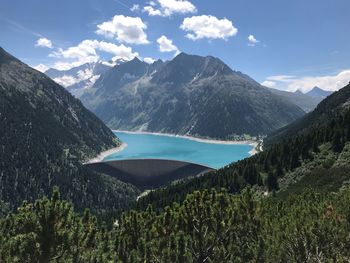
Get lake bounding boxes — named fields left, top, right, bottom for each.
left=103, top=132, right=254, bottom=169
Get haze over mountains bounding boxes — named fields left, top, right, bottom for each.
left=268, top=86, right=332, bottom=112
left=80, top=53, right=305, bottom=138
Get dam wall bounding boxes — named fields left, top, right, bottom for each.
left=84, top=159, right=215, bottom=189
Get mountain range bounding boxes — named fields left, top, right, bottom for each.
left=137, top=81, right=350, bottom=209
left=1, top=48, right=350, bottom=262
left=268, top=87, right=332, bottom=112
left=0, top=47, right=139, bottom=212
left=81, top=53, right=305, bottom=139
left=306, top=86, right=333, bottom=99
left=45, top=61, right=112, bottom=97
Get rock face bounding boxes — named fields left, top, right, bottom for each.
left=45, top=61, right=113, bottom=97
left=81, top=53, right=305, bottom=139
left=0, top=47, right=139, bottom=212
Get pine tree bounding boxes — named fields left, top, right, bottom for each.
left=332, top=130, right=343, bottom=153
left=266, top=171, right=278, bottom=191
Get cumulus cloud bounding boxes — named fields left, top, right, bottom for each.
left=180, top=15, right=237, bottom=40
left=156, top=35, right=179, bottom=54
left=248, top=34, right=259, bottom=46
left=49, top=39, right=138, bottom=70
left=261, top=80, right=276, bottom=88
left=96, top=15, right=149, bottom=45
left=261, top=70, right=350, bottom=92
left=144, top=57, right=156, bottom=64
left=143, top=0, right=196, bottom=17
left=35, top=38, right=53, bottom=48
left=33, top=63, right=49, bottom=72
left=52, top=68, right=100, bottom=88
left=53, top=75, right=78, bottom=87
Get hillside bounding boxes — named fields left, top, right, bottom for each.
left=136, top=82, right=350, bottom=210
left=81, top=53, right=305, bottom=139
left=2, top=185, right=350, bottom=262
left=268, top=88, right=322, bottom=112
left=265, top=82, right=350, bottom=146
left=0, top=47, right=139, bottom=212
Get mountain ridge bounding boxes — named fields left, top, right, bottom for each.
left=81, top=52, right=305, bottom=139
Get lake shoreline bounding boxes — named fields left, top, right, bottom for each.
left=113, top=130, right=259, bottom=156
left=84, top=142, right=127, bottom=164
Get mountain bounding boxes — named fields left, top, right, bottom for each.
left=81, top=53, right=305, bottom=139
left=45, top=61, right=113, bottom=97
left=306, top=86, right=333, bottom=99
left=1, top=70, right=349, bottom=263
left=0, top=47, right=139, bottom=212
left=268, top=88, right=321, bottom=112
left=265, top=82, right=350, bottom=146
left=136, top=82, right=350, bottom=210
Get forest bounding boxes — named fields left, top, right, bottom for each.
left=136, top=104, right=350, bottom=211
left=1, top=186, right=350, bottom=262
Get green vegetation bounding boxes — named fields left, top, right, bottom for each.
left=1, top=48, right=350, bottom=261
left=0, top=47, right=140, bottom=213
left=2, top=187, right=350, bottom=262
left=136, top=88, right=350, bottom=211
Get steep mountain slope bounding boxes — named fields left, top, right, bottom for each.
left=82, top=53, right=305, bottom=138
left=265, top=82, right=350, bottom=146
left=306, top=86, right=333, bottom=100
left=0, top=47, right=139, bottom=212
left=45, top=62, right=112, bottom=97
left=136, top=82, right=350, bottom=210
left=268, top=88, right=321, bottom=112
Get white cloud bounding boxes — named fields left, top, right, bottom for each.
left=33, top=63, right=49, bottom=72
left=53, top=75, right=78, bottom=87
left=248, top=34, right=259, bottom=46
left=35, top=38, right=53, bottom=48
left=130, top=4, right=140, bottom=12
left=144, top=57, right=156, bottom=64
left=49, top=39, right=138, bottom=70
left=52, top=68, right=98, bottom=88
left=143, top=0, right=196, bottom=17
left=156, top=35, right=179, bottom=54
left=144, top=5, right=163, bottom=16
left=261, top=80, right=276, bottom=88
left=262, top=70, right=350, bottom=92
left=180, top=15, right=237, bottom=40
left=96, top=15, right=149, bottom=45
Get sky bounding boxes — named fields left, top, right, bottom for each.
left=1, top=0, right=349, bottom=92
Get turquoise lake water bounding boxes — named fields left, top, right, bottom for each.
left=103, top=132, right=253, bottom=169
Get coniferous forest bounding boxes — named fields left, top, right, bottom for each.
left=1, top=10, right=350, bottom=260
left=2, top=187, right=350, bottom=262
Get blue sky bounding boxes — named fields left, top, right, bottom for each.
left=1, top=0, right=349, bottom=92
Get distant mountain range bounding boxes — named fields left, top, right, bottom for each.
left=80, top=53, right=305, bottom=139
left=45, top=59, right=126, bottom=97
left=265, top=82, right=350, bottom=146
left=0, top=47, right=139, bottom=212
left=268, top=87, right=333, bottom=112
left=306, top=86, right=333, bottom=99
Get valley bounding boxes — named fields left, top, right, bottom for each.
left=0, top=0, right=349, bottom=258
